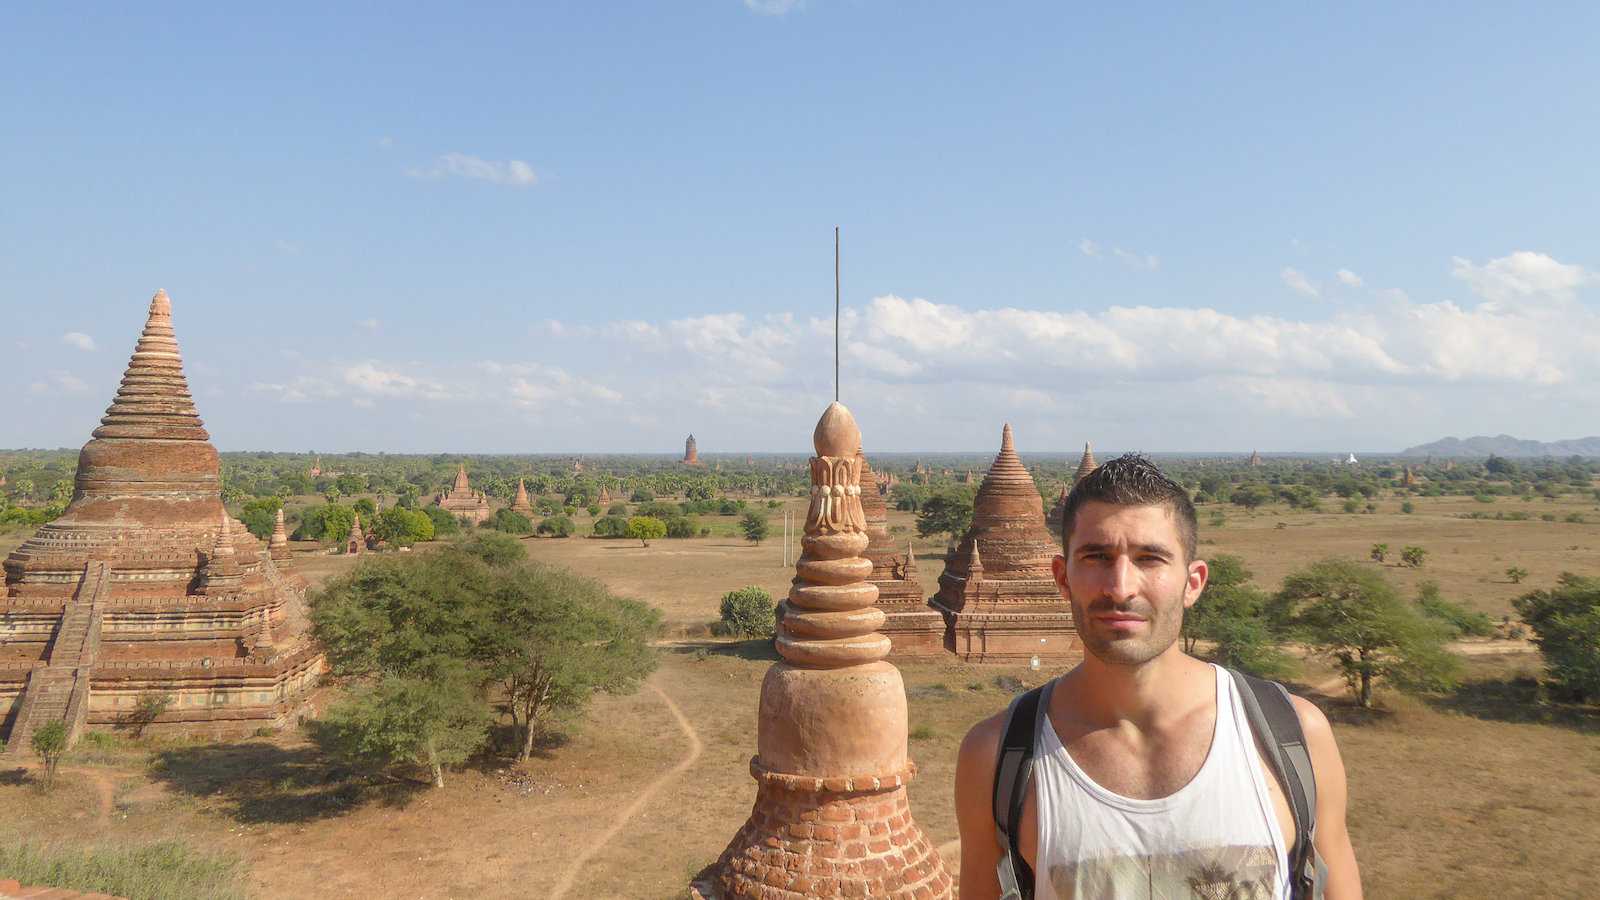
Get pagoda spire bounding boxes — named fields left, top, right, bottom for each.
left=269, top=508, right=292, bottom=562
left=93, top=290, right=209, bottom=442
left=1074, top=441, right=1098, bottom=483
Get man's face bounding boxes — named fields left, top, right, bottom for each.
left=1052, top=500, right=1208, bottom=667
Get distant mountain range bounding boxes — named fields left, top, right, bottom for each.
left=1401, top=435, right=1600, bottom=458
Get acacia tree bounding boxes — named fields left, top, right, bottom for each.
left=626, top=515, right=667, bottom=547
left=916, top=488, right=975, bottom=538
left=1182, top=554, right=1293, bottom=678
left=475, top=566, right=659, bottom=761
left=1278, top=557, right=1459, bottom=707
left=739, top=510, right=769, bottom=544
left=312, top=550, right=497, bottom=787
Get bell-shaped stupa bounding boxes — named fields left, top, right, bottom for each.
left=931, top=424, right=1079, bottom=662
left=2, top=291, right=323, bottom=755
left=510, top=478, right=534, bottom=516
left=693, top=403, right=952, bottom=899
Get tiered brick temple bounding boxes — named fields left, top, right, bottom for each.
left=434, top=464, right=492, bottom=525
left=693, top=403, right=951, bottom=899
left=1248, top=449, right=1263, bottom=467
left=858, top=451, right=942, bottom=657
left=510, top=478, right=535, bottom=517
left=1, top=291, right=323, bottom=754
left=931, top=424, right=1080, bottom=663
left=683, top=433, right=701, bottom=466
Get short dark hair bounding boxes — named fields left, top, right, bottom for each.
left=1061, top=453, right=1197, bottom=560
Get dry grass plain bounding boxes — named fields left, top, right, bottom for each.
left=2, top=493, right=1599, bottom=898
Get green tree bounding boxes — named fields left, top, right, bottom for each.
left=456, top=531, right=527, bottom=567
left=664, top=516, right=696, bottom=538
left=1513, top=573, right=1600, bottom=702
left=319, top=667, right=490, bottom=788
left=422, top=506, right=459, bottom=537
left=739, top=510, right=770, bottom=544
left=916, top=488, right=975, bottom=538
left=371, top=507, right=435, bottom=547
left=491, top=508, right=534, bottom=535
left=31, top=720, right=68, bottom=788
left=536, top=515, right=576, bottom=537
left=1401, top=545, right=1428, bottom=568
left=1505, top=566, right=1529, bottom=584
left=1231, top=484, right=1274, bottom=511
left=592, top=515, right=629, bottom=538
left=1370, top=543, right=1388, bottom=563
left=1182, top=555, right=1293, bottom=678
left=238, top=497, right=284, bottom=541
left=720, top=586, right=777, bottom=638
left=625, top=515, right=667, bottom=547
left=1278, top=558, right=1459, bottom=707
left=476, top=566, right=659, bottom=761
left=335, top=473, right=367, bottom=496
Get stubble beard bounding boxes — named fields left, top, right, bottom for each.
left=1071, top=583, right=1187, bottom=667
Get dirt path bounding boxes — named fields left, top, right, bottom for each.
left=548, top=679, right=705, bottom=900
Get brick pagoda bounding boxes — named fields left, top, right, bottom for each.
left=510, top=478, right=535, bottom=517
left=931, top=424, right=1080, bottom=663
left=434, top=464, right=492, bottom=525
left=1, top=290, right=323, bottom=753
left=693, top=402, right=951, bottom=899
left=858, top=451, right=942, bottom=657
left=683, top=434, right=701, bottom=466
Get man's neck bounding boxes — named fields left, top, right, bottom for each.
left=1056, top=649, right=1211, bottom=731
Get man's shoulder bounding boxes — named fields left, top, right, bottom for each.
left=1284, top=690, right=1336, bottom=748
left=956, top=708, right=1009, bottom=773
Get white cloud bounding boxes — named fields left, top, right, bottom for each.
left=408, top=152, right=539, bottom=188
left=32, top=371, right=91, bottom=394
left=1336, top=269, right=1364, bottom=288
left=61, top=332, right=95, bottom=351
left=1280, top=267, right=1319, bottom=298
left=357, top=318, right=380, bottom=331
left=377, top=136, right=395, bottom=149
left=1078, top=239, right=1101, bottom=258
left=744, top=0, right=804, bottom=14
left=342, top=362, right=453, bottom=400
left=1451, top=251, right=1592, bottom=307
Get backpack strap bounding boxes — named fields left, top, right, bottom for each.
left=991, top=681, right=1052, bottom=900
left=1228, top=668, right=1324, bottom=900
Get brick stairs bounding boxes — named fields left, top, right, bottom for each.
left=4, top=562, right=108, bottom=758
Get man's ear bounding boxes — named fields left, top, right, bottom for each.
left=1051, top=554, right=1070, bottom=596
left=1183, top=558, right=1208, bottom=609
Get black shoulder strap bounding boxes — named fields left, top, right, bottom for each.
left=992, top=682, right=1050, bottom=900
left=1229, top=668, right=1323, bottom=900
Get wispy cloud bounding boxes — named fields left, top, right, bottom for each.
left=744, top=0, right=804, bottom=15
left=1336, top=269, right=1364, bottom=288
left=407, top=152, right=539, bottom=188
left=1081, top=238, right=1158, bottom=271
left=1280, top=267, right=1320, bottom=298
left=61, top=332, right=95, bottom=351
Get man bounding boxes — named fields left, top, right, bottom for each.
left=954, top=454, right=1361, bottom=899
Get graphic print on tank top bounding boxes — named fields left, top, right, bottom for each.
left=1032, top=664, right=1289, bottom=900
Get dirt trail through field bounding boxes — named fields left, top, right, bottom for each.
left=549, top=678, right=704, bottom=900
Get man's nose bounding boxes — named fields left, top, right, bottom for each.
left=1102, top=555, right=1138, bottom=603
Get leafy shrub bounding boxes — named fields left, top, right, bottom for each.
left=1400, top=545, right=1428, bottom=568
left=606, top=503, right=629, bottom=517
left=1400, top=501, right=1415, bottom=514
left=536, top=515, right=575, bottom=537
left=454, top=531, right=526, bottom=567
left=1414, top=581, right=1494, bottom=638
left=1514, top=573, right=1600, bottom=702
left=665, top=516, right=696, bottom=538
left=592, top=515, right=629, bottom=538
left=720, top=586, right=777, bottom=638
left=490, top=508, right=534, bottom=535
left=422, top=506, right=460, bottom=537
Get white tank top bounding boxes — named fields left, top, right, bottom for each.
left=1032, top=663, right=1289, bottom=899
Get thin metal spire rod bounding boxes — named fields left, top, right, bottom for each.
left=834, top=225, right=840, bottom=403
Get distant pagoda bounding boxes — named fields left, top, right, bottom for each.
left=931, top=424, right=1079, bottom=663
left=1074, top=441, right=1098, bottom=483
left=683, top=434, right=702, bottom=466
left=1, top=290, right=322, bottom=753
left=434, top=464, right=492, bottom=525
left=1248, top=449, right=1263, bottom=467
left=858, top=451, right=941, bottom=656
left=510, top=478, right=535, bottom=516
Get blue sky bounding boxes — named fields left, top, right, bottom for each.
left=5, top=3, right=1598, bottom=453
